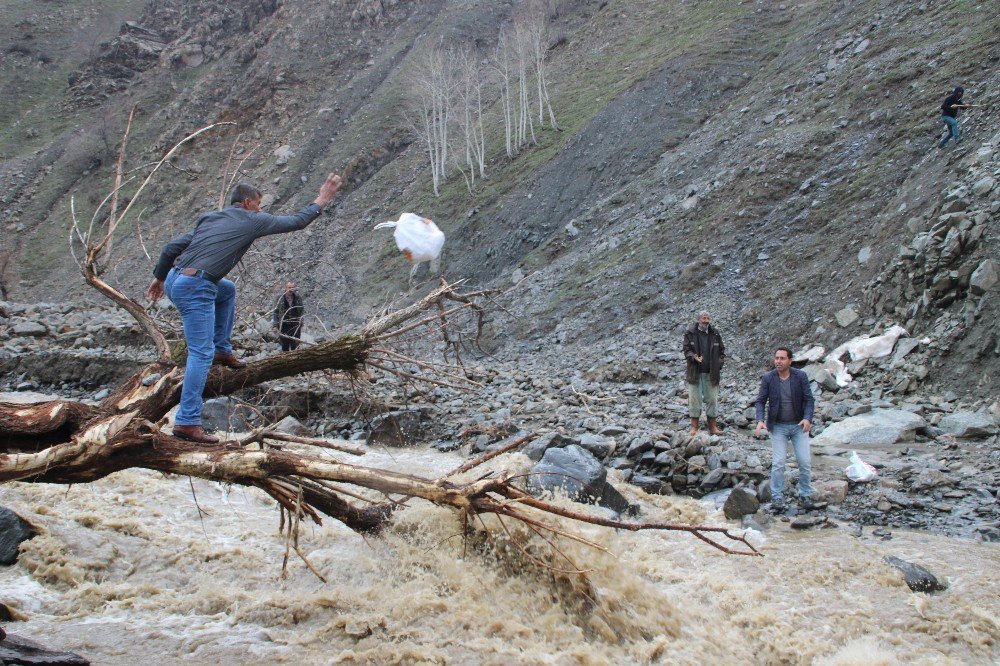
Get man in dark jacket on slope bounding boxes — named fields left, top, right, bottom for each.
left=754, top=347, right=815, bottom=512
left=939, top=85, right=971, bottom=148
left=683, top=311, right=725, bottom=435
left=146, top=174, right=343, bottom=443
left=272, top=281, right=305, bottom=352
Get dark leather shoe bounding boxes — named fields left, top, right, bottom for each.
left=173, top=425, right=220, bottom=444
left=213, top=352, right=247, bottom=369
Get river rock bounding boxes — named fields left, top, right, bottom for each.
left=937, top=412, right=997, bottom=438
left=578, top=433, right=616, bottom=459
left=0, top=633, right=90, bottom=665
left=523, top=432, right=577, bottom=461
left=723, top=486, right=760, bottom=519
left=12, top=321, right=47, bottom=337
left=367, top=409, right=422, bottom=447
left=274, top=415, right=309, bottom=436
left=790, top=515, right=828, bottom=529
left=883, top=556, right=946, bottom=592
left=813, top=409, right=926, bottom=447
left=812, top=479, right=848, bottom=504
left=527, top=445, right=629, bottom=513
left=200, top=397, right=258, bottom=433
left=0, top=507, right=36, bottom=565
left=630, top=474, right=671, bottom=495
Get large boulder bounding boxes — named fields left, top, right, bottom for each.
left=883, top=556, right=946, bottom=592
left=366, top=410, right=422, bottom=447
left=723, top=487, right=759, bottom=519
left=527, top=445, right=629, bottom=514
left=12, top=321, right=48, bottom=337
left=813, top=409, right=926, bottom=448
left=970, top=259, right=997, bottom=295
left=0, top=633, right=90, bottom=665
left=0, top=507, right=36, bottom=566
left=938, top=412, right=998, bottom=438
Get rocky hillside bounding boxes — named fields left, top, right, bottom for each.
left=0, top=0, right=998, bottom=396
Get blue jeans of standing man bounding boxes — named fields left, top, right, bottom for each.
left=769, top=422, right=812, bottom=502
left=164, top=268, right=237, bottom=426
left=939, top=116, right=961, bottom=147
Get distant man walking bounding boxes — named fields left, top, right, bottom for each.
left=939, top=85, right=971, bottom=148
left=754, top=347, right=815, bottom=512
left=146, top=174, right=343, bottom=443
left=273, top=281, right=305, bottom=352
left=683, top=311, right=725, bottom=435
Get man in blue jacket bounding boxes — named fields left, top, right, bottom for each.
left=754, top=347, right=815, bottom=512
left=146, top=173, right=343, bottom=443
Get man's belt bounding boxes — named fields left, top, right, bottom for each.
left=178, top=267, right=220, bottom=284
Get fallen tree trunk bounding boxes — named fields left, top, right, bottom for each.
left=0, top=120, right=760, bottom=570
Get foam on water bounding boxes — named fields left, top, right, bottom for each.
left=0, top=446, right=997, bottom=664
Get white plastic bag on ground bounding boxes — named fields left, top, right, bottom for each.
left=374, top=213, right=445, bottom=263
left=844, top=450, right=878, bottom=482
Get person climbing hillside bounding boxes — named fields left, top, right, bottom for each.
left=939, top=85, right=972, bottom=148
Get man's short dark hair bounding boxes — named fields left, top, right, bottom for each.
left=230, top=183, right=262, bottom=205
left=775, top=347, right=793, bottom=359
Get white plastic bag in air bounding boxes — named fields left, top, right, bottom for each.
left=844, top=450, right=878, bottom=482
left=374, top=213, right=445, bottom=263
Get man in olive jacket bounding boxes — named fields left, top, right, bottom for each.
left=683, top=311, right=725, bottom=435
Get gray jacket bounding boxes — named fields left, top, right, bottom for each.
left=153, top=203, right=321, bottom=281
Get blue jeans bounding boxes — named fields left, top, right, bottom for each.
left=939, top=116, right=961, bottom=147
left=164, top=269, right=237, bottom=426
left=769, top=423, right=812, bottom=502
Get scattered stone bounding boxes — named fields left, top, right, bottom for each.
left=630, top=474, right=671, bottom=495
left=971, top=175, right=995, bottom=197
left=274, top=415, right=309, bottom=436
left=938, top=412, right=997, bottom=438
left=883, top=556, right=946, bottom=592
left=790, top=515, right=828, bottom=529
left=578, top=433, right=616, bottom=459
left=200, top=397, right=259, bottom=433
left=0, top=506, right=36, bottom=566
left=140, top=372, right=162, bottom=387
left=723, top=486, right=760, bottom=519
left=812, top=479, right=849, bottom=504
left=523, top=432, right=577, bottom=462
left=835, top=307, right=860, bottom=328
left=273, top=144, right=295, bottom=165
left=366, top=410, right=422, bottom=447
left=857, top=246, right=872, bottom=264
left=12, top=321, right=47, bottom=337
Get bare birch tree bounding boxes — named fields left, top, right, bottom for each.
left=455, top=48, right=487, bottom=188
left=492, top=30, right=516, bottom=159
left=409, top=46, right=453, bottom=195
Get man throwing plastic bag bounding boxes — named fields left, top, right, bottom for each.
left=146, top=174, right=343, bottom=443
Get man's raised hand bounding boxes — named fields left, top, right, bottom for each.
left=315, top=173, right=343, bottom=208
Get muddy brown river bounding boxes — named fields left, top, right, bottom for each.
left=1, top=446, right=997, bottom=664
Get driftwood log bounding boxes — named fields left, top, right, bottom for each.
left=0, top=118, right=760, bottom=573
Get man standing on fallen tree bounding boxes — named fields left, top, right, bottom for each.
left=146, top=174, right=343, bottom=443
left=683, top=311, right=725, bottom=435
left=755, top=347, right=815, bottom=513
